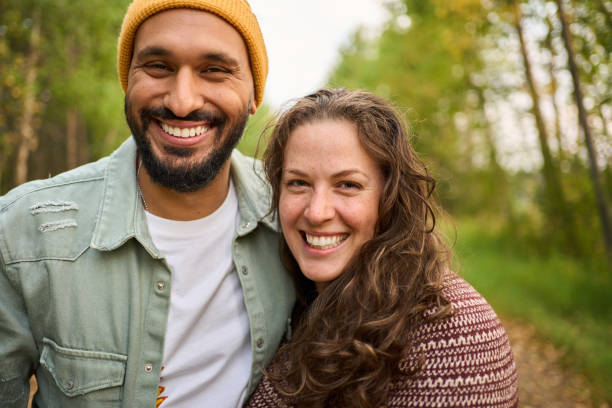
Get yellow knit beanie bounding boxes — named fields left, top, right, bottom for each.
left=118, top=0, right=267, bottom=107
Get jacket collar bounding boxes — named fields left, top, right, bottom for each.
left=90, top=138, right=277, bottom=255
left=230, top=149, right=278, bottom=234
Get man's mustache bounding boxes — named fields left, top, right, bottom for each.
left=140, top=106, right=226, bottom=124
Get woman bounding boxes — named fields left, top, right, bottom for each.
left=247, top=89, right=518, bottom=408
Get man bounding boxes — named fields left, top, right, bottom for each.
left=0, top=1, right=295, bottom=406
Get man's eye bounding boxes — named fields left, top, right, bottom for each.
left=145, top=63, right=171, bottom=71
left=204, top=66, right=230, bottom=74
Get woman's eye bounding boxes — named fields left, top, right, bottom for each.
left=287, top=179, right=308, bottom=188
left=339, top=181, right=361, bottom=189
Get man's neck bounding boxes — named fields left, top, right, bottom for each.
left=137, top=160, right=232, bottom=221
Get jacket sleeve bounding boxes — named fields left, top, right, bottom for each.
left=0, top=257, right=37, bottom=408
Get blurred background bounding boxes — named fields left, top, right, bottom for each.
left=1, top=0, right=610, bottom=405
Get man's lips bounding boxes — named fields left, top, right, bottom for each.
left=160, top=121, right=210, bottom=138
left=154, top=119, right=215, bottom=147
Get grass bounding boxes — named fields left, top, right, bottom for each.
left=451, top=217, right=612, bottom=404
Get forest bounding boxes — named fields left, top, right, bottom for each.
left=1, top=0, right=611, bottom=404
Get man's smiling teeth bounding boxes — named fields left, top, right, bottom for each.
left=305, top=233, right=347, bottom=249
left=161, top=122, right=209, bottom=138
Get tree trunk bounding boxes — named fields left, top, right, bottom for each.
left=545, top=14, right=565, bottom=161
left=472, top=82, right=512, bottom=216
left=15, top=11, right=41, bottom=186
left=78, top=117, right=89, bottom=165
left=600, top=107, right=612, bottom=196
left=66, top=109, right=78, bottom=169
left=598, top=105, right=610, bottom=139
left=472, top=83, right=503, bottom=171
left=513, top=2, right=574, bottom=241
left=555, top=0, right=612, bottom=258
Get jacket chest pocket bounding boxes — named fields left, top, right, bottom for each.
left=39, top=338, right=127, bottom=404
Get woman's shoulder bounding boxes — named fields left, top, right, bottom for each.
left=388, top=272, right=519, bottom=407
left=418, top=272, right=509, bottom=339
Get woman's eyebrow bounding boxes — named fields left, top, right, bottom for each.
left=284, top=169, right=308, bottom=177
left=332, top=169, right=368, bottom=178
left=284, top=169, right=368, bottom=178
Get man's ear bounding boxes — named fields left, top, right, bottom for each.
left=250, top=102, right=257, bottom=115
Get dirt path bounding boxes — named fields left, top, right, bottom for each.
left=502, top=317, right=609, bottom=408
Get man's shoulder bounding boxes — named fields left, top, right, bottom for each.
left=0, top=156, right=109, bottom=211
left=0, top=157, right=111, bottom=264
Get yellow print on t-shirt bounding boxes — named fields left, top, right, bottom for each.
left=156, top=366, right=168, bottom=407
left=156, top=385, right=168, bottom=407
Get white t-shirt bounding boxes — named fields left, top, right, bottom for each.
left=146, top=182, right=251, bottom=407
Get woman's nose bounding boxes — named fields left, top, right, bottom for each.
left=304, top=189, right=334, bottom=224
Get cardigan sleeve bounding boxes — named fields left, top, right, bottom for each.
left=386, top=273, right=519, bottom=408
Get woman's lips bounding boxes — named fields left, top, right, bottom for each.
left=302, top=232, right=349, bottom=250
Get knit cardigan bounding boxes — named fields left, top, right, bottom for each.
left=245, top=274, right=519, bottom=408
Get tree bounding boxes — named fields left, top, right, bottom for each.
left=512, top=1, right=576, bottom=246
left=14, top=9, right=40, bottom=185
left=0, top=0, right=128, bottom=194
left=555, top=0, right=612, bottom=257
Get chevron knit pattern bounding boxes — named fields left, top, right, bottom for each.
left=246, top=274, right=519, bottom=408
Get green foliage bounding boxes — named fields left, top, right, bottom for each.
left=454, top=218, right=612, bottom=403
left=0, top=0, right=129, bottom=193
left=237, top=103, right=274, bottom=158
left=0, top=0, right=32, bottom=189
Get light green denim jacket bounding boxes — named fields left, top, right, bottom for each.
left=0, top=138, right=295, bottom=407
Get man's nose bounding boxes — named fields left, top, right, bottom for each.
left=164, top=68, right=205, bottom=118
left=304, top=189, right=335, bottom=224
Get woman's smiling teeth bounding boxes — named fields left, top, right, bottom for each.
left=305, top=233, right=348, bottom=249
left=161, top=122, right=209, bottom=138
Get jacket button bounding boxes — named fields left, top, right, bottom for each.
left=65, top=379, right=74, bottom=390
left=144, top=363, right=153, bottom=373
left=241, top=266, right=248, bottom=275
left=256, top=338, right=264, bottom=348
left=156, top=281, right=166, bottom=291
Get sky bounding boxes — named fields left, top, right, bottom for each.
left=248, top=1, right=390, bottom=108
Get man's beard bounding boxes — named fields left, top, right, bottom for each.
left=124, top=98, right=249, bottom=193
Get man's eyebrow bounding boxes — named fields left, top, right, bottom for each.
left=134, top=46, right=171, bottom=60
left=133, top=47, right=241, bottom=67
left=201, top=52, right=241, bottom=67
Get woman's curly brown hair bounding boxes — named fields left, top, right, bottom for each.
left=262, top=88, right=453, bottom=408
